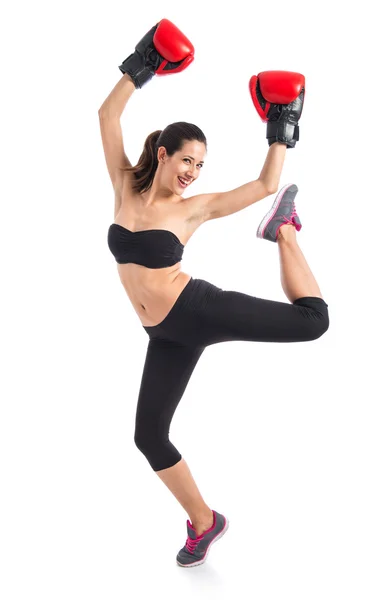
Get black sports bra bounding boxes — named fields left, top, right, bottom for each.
left=107, top=223, right=185, bottom=268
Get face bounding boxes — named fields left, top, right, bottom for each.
left=158, top=140, right=206, bottom=194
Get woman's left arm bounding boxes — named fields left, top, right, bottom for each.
left=258, top=142, right=287, bottom=192
left=189, top=142, right=287, bottom=223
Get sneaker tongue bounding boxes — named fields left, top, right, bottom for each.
left=187, top=520, right=198, bottom=539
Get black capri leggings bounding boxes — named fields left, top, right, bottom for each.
left=135, top=277, right=329, bottom=472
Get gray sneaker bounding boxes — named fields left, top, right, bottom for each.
left=257, top=183, right=302, bottom=242
left=176, top=510, right=229, bottom=567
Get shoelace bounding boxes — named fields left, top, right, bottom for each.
left=282, top=202, right=298, bottom=225
left=185, top=535, right=200, bottom=553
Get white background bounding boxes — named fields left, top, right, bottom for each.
left=1, top=1, right=381, bottom=598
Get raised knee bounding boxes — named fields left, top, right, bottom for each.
left=294, top=298, right=329, bottom=341
left=308, top=313, right=330, bottom=340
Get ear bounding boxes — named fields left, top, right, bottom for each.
left=157, top=146, right=167, bottom=163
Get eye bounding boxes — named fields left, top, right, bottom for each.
left=183, top=158, right=203, bottom=168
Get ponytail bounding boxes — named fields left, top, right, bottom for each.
left=122, top=130, right=162, bottom=194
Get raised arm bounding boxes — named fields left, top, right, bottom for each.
left=98, top=73, right=136, bottom=118
left=189, top=142, right=287, bottom=223
left=98, top=19, right=195, bottom=213
left=189, top=70, right=305, bottom=223
left=98, top=74, right=136, bottom=209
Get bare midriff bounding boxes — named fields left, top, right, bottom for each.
left=116, top=263, right=192, bottom=326
left=112, top=176, right=203, bottom=327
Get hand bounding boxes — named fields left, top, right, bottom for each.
left=249, top=71, right=305, bottom=148
left=119, top=19, right=194, bottom=88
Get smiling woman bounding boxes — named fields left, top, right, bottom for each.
left=98, top=17, right=330, bottom=570
left=121, top=122, right=207, bottom=195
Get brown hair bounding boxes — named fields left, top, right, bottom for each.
left=121, top=121, right=207, bottom=194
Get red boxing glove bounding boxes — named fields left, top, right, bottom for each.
left=249, top=71, right=305, bottom=148
left=153, top=19, right=194, bottom=76
left=119, top=19, right=194, bottom=88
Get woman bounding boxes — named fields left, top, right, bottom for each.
left=98, top=19, right=329, bottom=568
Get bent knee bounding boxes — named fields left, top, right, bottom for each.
left=134, top=429, right=181, bottom=471
left=134, top=428, right=166, bottom=457
left=293, top=297, right=330, bottom=341
left=309, top=313, right=330, bottom=340
left=134, top=430, right=154, bottom=454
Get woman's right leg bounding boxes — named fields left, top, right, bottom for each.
left=155, top=458, right=215, bottom=537
left=134, top=337, right=214, bottom=536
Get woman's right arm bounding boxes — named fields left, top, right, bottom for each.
left=98, top=73, right=136, bottom=119
left=98, top=75, right=136, bottom=206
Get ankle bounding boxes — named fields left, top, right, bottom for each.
left=191, top=509, right=214, bottom=533
left=277, top=223, right=296, bottom=242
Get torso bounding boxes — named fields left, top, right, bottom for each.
left=112, top=173, right=204, bottom=327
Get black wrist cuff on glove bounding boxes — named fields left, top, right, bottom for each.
left=118, top=52, right=154, bottom=89
left=267, top=121, right=300, bottom=149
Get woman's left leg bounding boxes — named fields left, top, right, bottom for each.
left=277, top=223, right=323, bottom=302
left=192, top=287, right=329, bottom=347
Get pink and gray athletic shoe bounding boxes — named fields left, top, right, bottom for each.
left=176, top=509, right=229, bottom=567
left=257, top=183, right=302, bottom=242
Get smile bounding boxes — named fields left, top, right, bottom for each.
left=178, top=177, right=191, bottom=188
